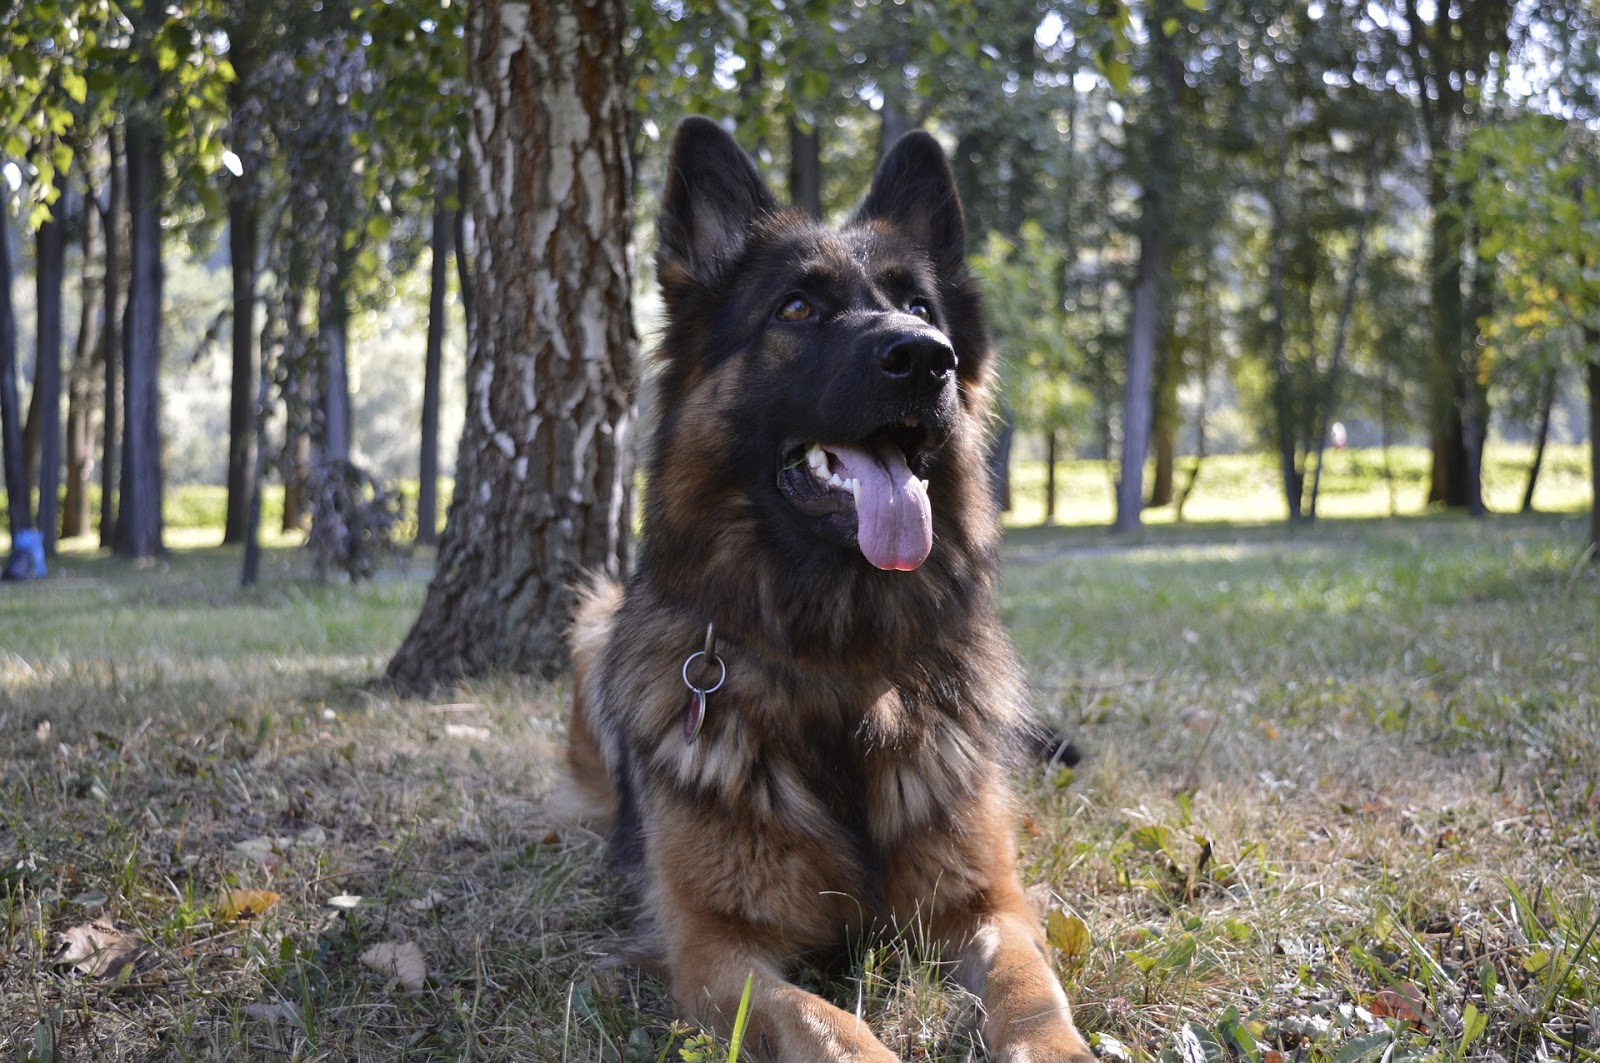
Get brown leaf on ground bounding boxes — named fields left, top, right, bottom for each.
left=53, top=920, right=141, bottom=980
left=360, top=941, right=427, bottom=992
left=1370, top=983, right=1428, bottom=1027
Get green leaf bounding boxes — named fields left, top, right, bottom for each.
left=1162, top=17, right=1181, bottom=37
left=61, top=69, right=88, bottom=105
left=1046, top=911, right=1091, bottom=959
left=1459, top=1003, right=1487, bottom=1053
left=1334, top=1031, right=1393, bottom=1063
left=1182, top=0, right=1206, bottom=10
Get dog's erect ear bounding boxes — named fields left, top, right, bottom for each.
left=854, top=131, right=967, bottom=270
left=659, top=117, right=778, bottom=285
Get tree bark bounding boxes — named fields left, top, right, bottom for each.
left=115, top=119, right=166, bottom=559
left=788, top=116, right=822, bottom=219
left=1588, top=356, right=1599, bottom=561
left=0, top=198, right=32, bottom=537
left=1519, top=369, right=1557, bottom=514
left=34, top=177, right=68, bottom=556
left=63, top=181, right=100, bottom=540
left=224, top=172, right=259, bottom=543
left=1115, top=217, right=1166, bottom=532
left=100, top=130, right=125, bottom=547
left=418, top=167, right=453, bottom=546
left=1044, top=430, right=1057, bottom=525
left=319, top=251, right=351, bottom=464
left=389, top=0, right=637, bottom=685
left=1148, top=422, right=1174, bottom=509
left=1114, top=0, right=1182, bottom=534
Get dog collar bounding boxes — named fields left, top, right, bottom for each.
left=680, top=623, right=726, bottom=743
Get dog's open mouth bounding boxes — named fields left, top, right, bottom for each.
left=779, top=421, right=935, bottom=572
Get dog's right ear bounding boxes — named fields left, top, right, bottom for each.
left=659, top=117, right=777, bottom=287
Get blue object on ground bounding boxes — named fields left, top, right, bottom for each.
left=2, top=528, right=46, bottom=580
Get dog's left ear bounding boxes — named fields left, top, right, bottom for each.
left=854, top=131, right=967, bottom=271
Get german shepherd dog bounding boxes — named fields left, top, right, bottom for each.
left=565, top=117, right=1092, bottom=1062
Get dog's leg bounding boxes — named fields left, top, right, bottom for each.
left=939, top=885, right=1093, bottom=1063
left=665, top=912, right=900, bottom=1063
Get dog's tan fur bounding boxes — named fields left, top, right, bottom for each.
left=562, top=117, right=1092, bottom=1062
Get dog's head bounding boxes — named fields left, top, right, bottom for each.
left=643, top=118, right=998, bottom=642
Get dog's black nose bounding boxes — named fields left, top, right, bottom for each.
left=877, top=333, right=956, bottom=385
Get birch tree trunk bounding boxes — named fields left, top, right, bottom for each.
left=388, top=0, right=636, bottom=685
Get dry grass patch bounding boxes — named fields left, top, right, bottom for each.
left=2, top=515, right=1597, bottom=1062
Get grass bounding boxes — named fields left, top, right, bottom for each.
left=1, top=453, right=1597, bottom=1062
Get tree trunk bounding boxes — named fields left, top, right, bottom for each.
left=319, top=252, right=351, bottom=464
left=100, top=130, right=125, bottom=547
left=0, top=198, right=32, bottom=537
left=224, top=177, right=259, bottom=544
left=1588, top=356, right=1598, bottom=560
left=1148, top=423, right=1174, bottom=508
left=389, top=0, right=637, bottom=685
left=788, top=116, right=822, bottom=219
left=115, top=119, right=166, bottom=559
left=281, top=432, right=309, bottom=531
left=1114, top=0, right=1181, bottom=534
left=418, top=168, right=453, bottom=547
left=1424, top=168, right=1481, bottom=513
left=63, top=181, right=100, bottom=540
left=1519, top=368, right=1557, bottom=514
left=1043, top=430, right=1057, bottom=525
left=1116, top=220, right=1165, bottom=532
left=34, top=177, right=68, bottom=556
left=1307, top=158, right=1379, bottom=522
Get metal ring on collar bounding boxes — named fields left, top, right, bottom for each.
left=681, top=651, right=727, bottom=694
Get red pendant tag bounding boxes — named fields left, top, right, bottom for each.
left=683, top=688, right=706, bottom=743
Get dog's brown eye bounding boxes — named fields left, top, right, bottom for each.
left=907, top=299, right=932, bottom=322
left=776, top=295, right=812, bottom=322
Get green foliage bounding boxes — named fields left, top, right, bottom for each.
left=1464, top=114, right=1600, bottom=384
left=971, top=222, right=1091, bottom=438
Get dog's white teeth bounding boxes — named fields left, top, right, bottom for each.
left=919, top=478, right=930, bottom=493
left=846, top=478, right=861, bottom=501
left=827, top=473, right=844, bottom=489
left=807, top=445, right=827, bottom=472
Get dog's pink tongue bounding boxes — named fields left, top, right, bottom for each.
left=828, top=441, right=932, bottom=571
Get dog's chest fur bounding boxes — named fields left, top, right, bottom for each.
left=594, top=594, right=1019, bottom=940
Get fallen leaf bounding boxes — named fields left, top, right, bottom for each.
left=540, top=829, right=562, bottom=845
left=327, top=893, right=363, bottom=910
left=1370, top=983, right=1427, bottom=1027
left=218, top=889, right=282, bottom=921
left=53, top=920, right=140, bottom=979
left=360, top=941, right=427, bottom=992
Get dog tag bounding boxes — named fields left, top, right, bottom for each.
left=683, top=688, right=707, bottom=743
